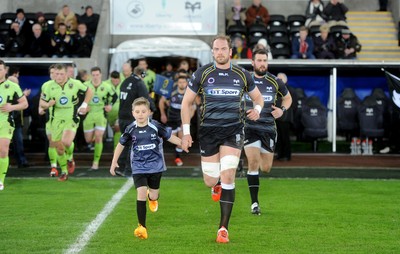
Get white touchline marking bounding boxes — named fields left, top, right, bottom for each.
left=65, top=179, right=133, bottom=254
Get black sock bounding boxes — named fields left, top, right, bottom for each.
left=247, top=174, right=259, bottom=204
left=137, top=200, right=146, bottom=227
left=219, top=188, right=235, bottom=230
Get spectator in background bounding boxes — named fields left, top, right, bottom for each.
left=78, top=5, right=99, bottom=36
left=226, top=0, right=247, bottom=27
left=35, top=12, right=52, bottom=35
left=231, top=35, right=252, bottom=59
left=73, top=23, right=94, bottom=58
left=305, top=0, right=326, bottom=27
left=252, top=38, right=273, bottom=60
left=27, top=24, right=51, bottom=57
left=51, top=23, right=73, bottom=58
left=55, top=5, right=78, bottom=34
left=15, top=8, right=32, bottom=42
left=313, top=24, right=336, bottom=59
left=161, top=62, right=175, bottom=79
left=5, top=22, right=27, bottom=57
left=336, top=29, right=362, bottom=59
left=245, top=0, right=270, bottom=27
left=291, top=26, right=316, bottom=59
left=323, top=0, right=348, bottom=27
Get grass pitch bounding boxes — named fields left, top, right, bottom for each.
left=1, top=177, right=399, bottom=253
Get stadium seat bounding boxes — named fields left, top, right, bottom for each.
left=226, top=24, right=247, bottom=38
left=289, top=26, right=301, bottom=38
left=269, top=36, right=290, bottom=49
left=248, top=23, right=267, bottom=37
left=287, top=14, right=306, bottom=28
left=268, top=25, right=288, bottom=38
left=270, top=47, right=291, bottom=59
left=337, top=88, right=361, bottom=140
left=25, top=12, right=37, bottom=25
left=301, top=96, right=328, bottom=152
left=268, top=14, right=286, bottom=28
left=309, top=25, right=321, bottom=38
left=358, top=95, right=384, bottom=138
left=44, top=12, right=57, bottom=26
left=0, top=12, right=15, bottom=24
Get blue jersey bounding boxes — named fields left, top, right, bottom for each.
left=119, top=119, right=172, bottom=174
left=188, top=62, right=257, bottom=128
left=245, top=72, right=288, bottom=132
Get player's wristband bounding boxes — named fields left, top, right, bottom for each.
left=254, top=104, right=262, bottom=114
left=80, top=102, right=88, bottom=109
left=183, top=124, right=190, bottom=135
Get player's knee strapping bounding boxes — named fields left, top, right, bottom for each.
left=220, top=155, right=240, bottom=171
left=201, top=162, right=220, bottom=178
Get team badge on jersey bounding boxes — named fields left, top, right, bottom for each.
left=100, top=87, right=104, bottom=91
left=69, top=83, right=73, bottom=88
left=5, top=84, right=9, bottom=89
left=92, top=96, right=100, bottom=103
left=60, top=96, right=68, bottom=105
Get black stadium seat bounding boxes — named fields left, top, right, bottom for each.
left=0, top=12, right=15, bottom=24
left=287, top=14, right=306, bottom=28
left=268, top=25, right=288, bottom=38
left=268, top=14, right=286, bottom=28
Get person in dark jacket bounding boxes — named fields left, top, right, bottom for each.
left=324, top=0, right=348, bottom=27
left=27, top=24, right=51, bottom=57
left=313, top=24, right=336, bottom=59
left=335, top=29, right=362, bottom=59
left=73, top=23, right=94, bottom=57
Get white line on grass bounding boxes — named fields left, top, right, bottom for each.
left=65, top=179, right=133, bottom=254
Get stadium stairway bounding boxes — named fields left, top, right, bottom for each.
left=347, top=11, right=400, bottom=61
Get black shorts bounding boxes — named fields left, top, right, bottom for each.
left=167, top=119, right=181, bottom=131
left=132, top=172, right=162, bottom=189
left=198, top=126, right=244, bottom=157
left=244, top=128, right=277, bottom=153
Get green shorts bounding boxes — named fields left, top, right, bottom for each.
left=50, top=118, right=79, bottom=142
left=45, top=121, right=51, bottom=136
left=83, top=112, right=107, bottom=132
left=0, top=121, right=14, bottom=139
left=107, top=107, right=119, bottom=127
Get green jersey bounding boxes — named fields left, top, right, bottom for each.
left=0, top=79, right=24, bottom=125
left=41, top=78, right=88, bottom=120
left=84, top=80, right=115, bottom=115
left=41, top=80, right=54, bottom=121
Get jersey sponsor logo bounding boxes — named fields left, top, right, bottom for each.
left=120, top=91, right=128, bottom=100
left=310, top=108, right=318, bottom=116
left=366, top=108, right=374, bottom=116
left=207, top=88, right=240, bottom=96
left=137, top=144, right=156, bottom=150
left=59, top=96, right=68, bottom=105
left=207, top=77, right=215, bottom=84
left=263, top=95, right=273, bottom=101
left=0, top=96, right=2, bottom=103
left=92, top=96, right=100, bottom=103
left=170, top=102, right=182, bottom=109
left=219, top=72, right=228, bottom=76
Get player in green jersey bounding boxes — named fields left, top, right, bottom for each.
left=104, top=71, right=121, bottom=150
left=0, top=60, right=28, bottom=190
left=84, top=67, right=117, bottom=170
left=40, top=63, right=93, bottom=181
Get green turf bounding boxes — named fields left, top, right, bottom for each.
left=1, top=178, right=399, bottom=253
